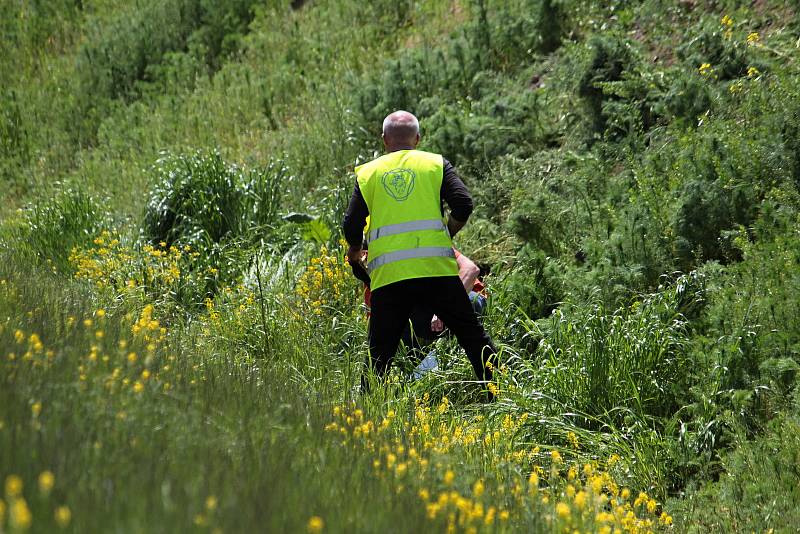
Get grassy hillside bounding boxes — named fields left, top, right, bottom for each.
left=2, top=0, right=800, bottom=532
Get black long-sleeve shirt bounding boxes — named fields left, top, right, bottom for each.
left=342, top=158, right=473, bottom=247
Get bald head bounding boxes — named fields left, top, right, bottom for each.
left=382, top=110, right=420, bottom=151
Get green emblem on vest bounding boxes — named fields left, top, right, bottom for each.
left=381, top=168, right=416, bottom=201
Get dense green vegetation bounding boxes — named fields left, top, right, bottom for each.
left=2, top=0, right=800, bottom=531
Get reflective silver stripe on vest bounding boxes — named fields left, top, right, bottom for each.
left=367, top=219, right=447, bottom=243
left=367, top=246, right=455, bottom=272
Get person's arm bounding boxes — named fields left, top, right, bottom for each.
left=440, top=159, right=473, bottom=237
left=430, top=251, right=480, bottom=333
left=342, top=182, right=368, bottom=265
left=456, top=253, right=480, bottom=293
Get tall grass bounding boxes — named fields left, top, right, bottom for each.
left=2, top=0, right=800, bottom=531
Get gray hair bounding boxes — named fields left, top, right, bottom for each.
left=382, top=110, right=419, bottom=138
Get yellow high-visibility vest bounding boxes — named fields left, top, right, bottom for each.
left=356, top=150, right=457, bottom=290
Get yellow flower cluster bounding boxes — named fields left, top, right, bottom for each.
left=307, top=515, right=324, bottom=533
left=6, top=327, right=55, bottom=368
left=193, top=494, right=222, bottom=532
left=295, top=245, right=349, bottom=316
left=326, top=400, right=673, bottom=533
left=2, top=473, right=71, bottom=530
left=131, top=304, right=166, bottom=349
left=69, top=231, right=132, bottom=289
left=70, top=233, right=195, bottom=293
left=5, top=299, right=182, bottom=397
left=721, top=14, right=733, bottom=39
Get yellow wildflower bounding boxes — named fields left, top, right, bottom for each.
left=307, top=515, right=324, bottom=533
left=38, top=471, right=55, bottom=494
left=647, top=498, right=657, bottom=513
left=133, top=381, right=144, bottom=393
left=596, top=511, right=614, bottom=523
left=55, top=505, right=71, bottom=528
left=556, top=502, right=570, bottom=519
left=721, top=15, right=733, bottom=27
left=567, top=431, right=579, bottom=449
left=31, top=402, right=42, bottom=418
left=747, top=32, right=760, bottom=44
left=206, top=496, right=218, bottom=510
left=10, top=498, right=32, bottom=530
left=747, top=66, right=760, bottom=78
left=699, top=63, right=712, bottom=76
left=659, top=511, right=673, bottom=525
left=5, top=474, right=23, bottom=497
left=472, top=479, right=484, bottom=497
left=443, top=470, right=455, bottom=486
left=551, top=449, right=562, bottom=464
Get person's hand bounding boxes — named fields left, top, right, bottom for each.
left=430, top=314, right=444, bottom=333
left=346, top=245, right=364, bottom=266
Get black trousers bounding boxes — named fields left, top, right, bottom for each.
left=364, top=276, right=497, bottom=386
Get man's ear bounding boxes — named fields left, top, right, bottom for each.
left=382, top=133, right=387, bottom=148
left=414, top=133, right=420, bottom=147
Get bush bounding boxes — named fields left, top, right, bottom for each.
left=16, top=187, right=110, bottom=272
left=140, top=150, right=285, bottom=306
left=671, top=415, right=800, bottom=531
left=73, top=0, right=261, bottom=143
left=495, top=246, right=564, bottom=323
left=577, top=34, right=637, bottom=137
left=143, top=150, right=283, bottom=248
left=530, top=275, right=699, bottom=425
left=676, top=16, right=749, bottom=82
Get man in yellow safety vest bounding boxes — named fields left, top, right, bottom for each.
left=342, top=110, right=497, bottom=394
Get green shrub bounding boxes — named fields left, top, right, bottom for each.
left=673, top=178, right=751, bottom=266
left=143, top=150, right=284, bottom=247
left=142, top=150, right=285, bottom=306
left=15, top=186, right=110, bottom=272
left=144, top=151, right=247, bottom=246
left=495, top=246, right=564, bottom=323
left=577, top=34, right=637, bottom=137
left=529, top=275, right=700, bottom=425
left=671, top=415, right=800, bottom=532
left=73, top=0, right=262, bottom=143
left=676, top=16, right=748, bottom=81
